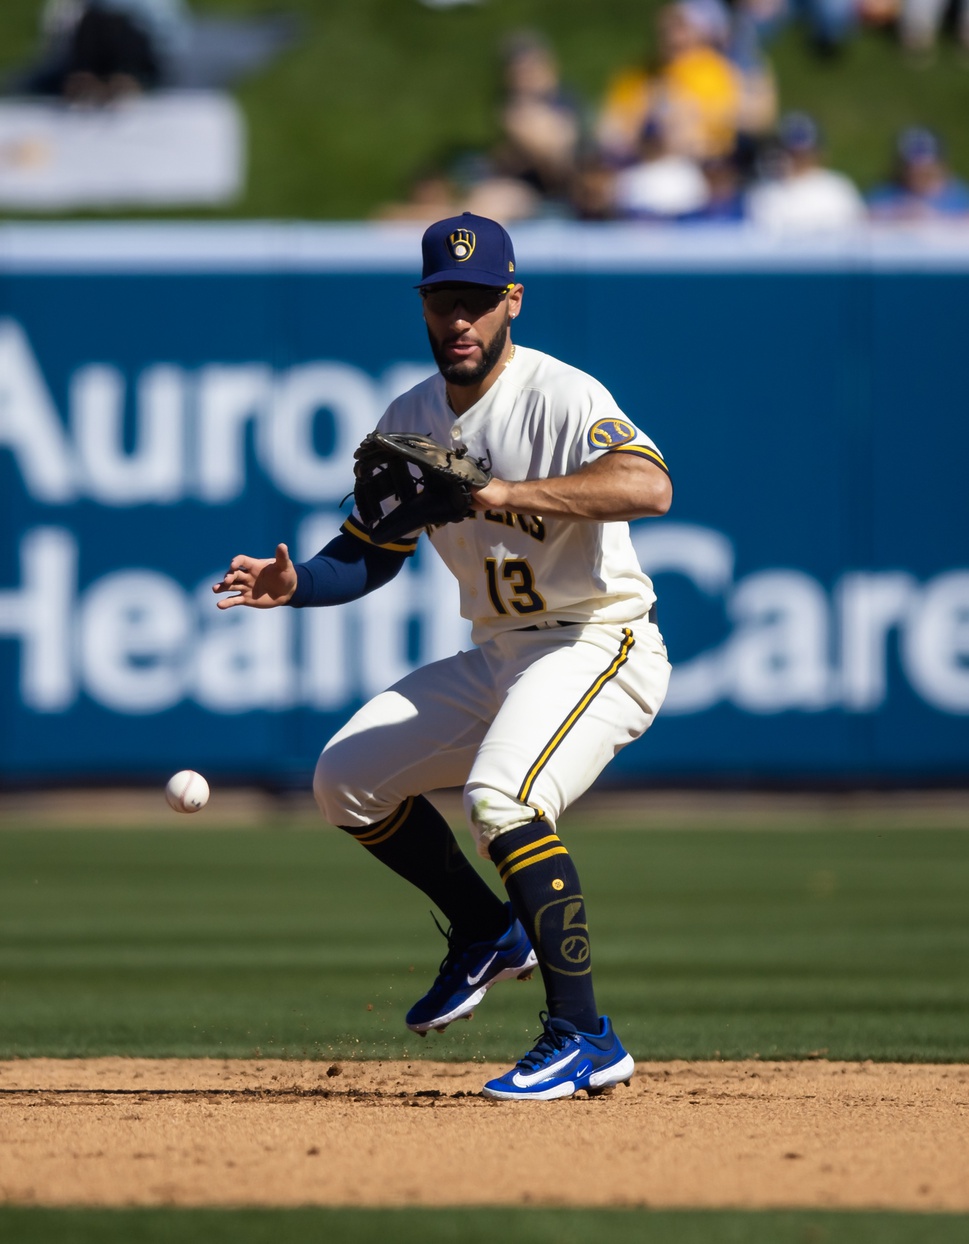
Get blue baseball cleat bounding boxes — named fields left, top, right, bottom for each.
left=481, top=1012, right=635, bottom=1100
left=406, top=903, right=537, bottom=1035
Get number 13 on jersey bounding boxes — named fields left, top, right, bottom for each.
left=484, top=558, right=547, bottom=617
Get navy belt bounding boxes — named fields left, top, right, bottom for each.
left=518, top=620, right=580, bottom=633
left=518, top=604, right=657, bottom=633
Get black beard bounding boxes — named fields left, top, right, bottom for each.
left=427, top=312, right=511, bottom=386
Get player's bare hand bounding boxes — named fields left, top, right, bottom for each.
left=212, top=543, right=297, bottom=609
left=470, top=477, right=511, bottom=511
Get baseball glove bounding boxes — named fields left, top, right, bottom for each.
left=352, top=431, right=492, bottom=545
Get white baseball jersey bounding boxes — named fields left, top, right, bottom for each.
left=342, top=345, right=670, bottom=645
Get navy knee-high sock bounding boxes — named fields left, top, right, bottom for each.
left=341, top=795, right=508, bottom=942
left=488, top=819, right=599, bottom=1033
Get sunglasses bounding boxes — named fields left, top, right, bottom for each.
left=420, top=284, right=513, bottom=318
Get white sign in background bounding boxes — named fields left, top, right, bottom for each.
left=0, top=94, right=244, bottom=210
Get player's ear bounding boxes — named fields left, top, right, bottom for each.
left=509, top=283, right=524, bottom=319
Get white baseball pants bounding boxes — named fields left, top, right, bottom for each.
left=314, top=618, right=671, bottom=857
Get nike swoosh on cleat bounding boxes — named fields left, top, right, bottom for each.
left=511, top=1048, right=580, bottom=1089
left=466, top=952, right=498, bottom=987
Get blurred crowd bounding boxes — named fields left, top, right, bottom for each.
left=3, top=0, right=966, bottom=226
left=378, top=1, right=969, bottom=230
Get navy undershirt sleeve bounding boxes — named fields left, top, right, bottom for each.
left=289, top=532, right=408, bottom=607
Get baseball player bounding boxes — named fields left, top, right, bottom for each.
left=214, top=212, right=672, bottom=1100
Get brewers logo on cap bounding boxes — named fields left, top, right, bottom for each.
left=417, top=212, right=516, bottom=287
left=447, top=228, right=476, bottom=262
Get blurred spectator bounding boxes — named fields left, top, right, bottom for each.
left=734, top=0, right=857, bottom=56
left=6, top=0, right=299, bottom=100
left=489, top=31, right=584, bottom=204
left=746, top=111, right=866, bottom=231
left=376, top=31, right=580, bottom=224
left=856, top=0, right=901, bottom=29
left=569, top=152, right=619, bottom=220
left=464, top=174, right=545, bottom=223
left=12, top=0, right=191, bottom=102
left=898, top=0, right=969, bottom=54
left=373, top=166, right=459, bottom=224
left=613, top=119, right=710, bottom=218
left=653, top=1, right=742, bottom=159
left=676, top=151, right=749, bottom=221
left=374, top=151, right=543, bottom=227
left=595, top=0, right=775, bottom=167
left=797, top=0, right=858, bottom=53
left=866, top=127, right=969, bottom=221
left=730, top=0, right=791, bottom=43
left=727, top=1, right=780, bottom=137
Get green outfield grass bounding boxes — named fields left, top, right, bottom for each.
left=1, top=1207, right=968, bottom=1244
left=0, top=821, right=966, bottom=1061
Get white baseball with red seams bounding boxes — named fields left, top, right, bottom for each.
left=165, top=769, right=210, bottom=814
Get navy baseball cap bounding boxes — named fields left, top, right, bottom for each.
left=417, top=212, right=517, bottom=288
left=897, top=126, right=942, bottom=164
left=778, top=112, right=821, bottom=153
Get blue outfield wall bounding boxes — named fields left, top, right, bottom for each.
left=1, top=223, right=967, bottom=785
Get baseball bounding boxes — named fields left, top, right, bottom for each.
left=165, top=769, right=210, bottom=814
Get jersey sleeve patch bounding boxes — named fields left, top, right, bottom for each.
left=588, top=418, right=637, bottom=450
left=341, top=514, right=419, bottom=555
left=611, top=443, right=670, bottom=476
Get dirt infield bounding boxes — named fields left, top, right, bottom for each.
left=1, top=1058, right=966, bottom=1211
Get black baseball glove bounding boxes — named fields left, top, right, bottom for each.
left=352, top=431, right=492, bottom=545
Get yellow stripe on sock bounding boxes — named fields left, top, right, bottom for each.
left=353, top=796, right=413, bottom=847
left=495, top=833, right=560, bottom=871
left=499, top=845, right=570, bottom=883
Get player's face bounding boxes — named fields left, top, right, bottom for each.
left=421, top=283, right=522, bottom=387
